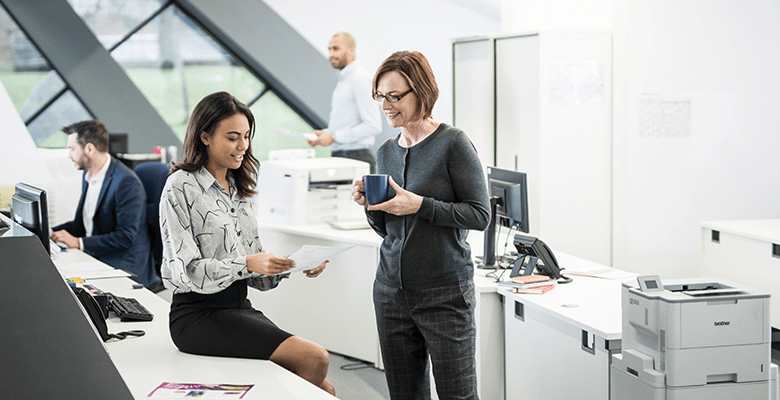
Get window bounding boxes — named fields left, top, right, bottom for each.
left=4, top=1, right=319, bottom=157
left=110, top=6, right=267, bottom=142
left=29, top=91, right=92, bottom=148
left=250, top=91, right=328, bottom=161
left=67, top=0, right=165, bottom=50
left=0, top=5, right=91, bottom=147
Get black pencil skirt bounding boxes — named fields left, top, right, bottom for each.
left=169, top=279, right=292, bottom=360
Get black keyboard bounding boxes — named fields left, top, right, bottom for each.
left=108, top=294, right=154, bottom=322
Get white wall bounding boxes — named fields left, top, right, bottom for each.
left=0, top=80, right=55, bottom=219
left=262, top=0, right=501, bottom=128
left=504, top=0, right=780, bottom=278
left=0, top=80, right=82, bottom=227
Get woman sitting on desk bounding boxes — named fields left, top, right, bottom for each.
left=159, top=91, right=335, bottom=396
left=352, top=51, right=491, bottom=399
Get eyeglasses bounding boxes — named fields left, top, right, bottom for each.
left=372, top=89, right=413, bottom=103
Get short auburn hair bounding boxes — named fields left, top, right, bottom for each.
left=373, top=51, right=438, bottom=121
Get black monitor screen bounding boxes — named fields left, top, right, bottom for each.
left=480, top=167, right=530, bottom=268
left=487, top=167, right=528, bottom=233
left=108, top=133, right=128, bottom=156
left=11, top=183, right=50, bottom=254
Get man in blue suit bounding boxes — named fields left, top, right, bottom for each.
left=50, top=120, right=160, bottom=289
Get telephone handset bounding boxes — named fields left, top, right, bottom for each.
left=72, top=286, right=111, bottom=341
left=71, top=287, right=145, bottom=342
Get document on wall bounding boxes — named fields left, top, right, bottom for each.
left=280, top=244, right=355, bottom=275
left=147, top=382, right=253, bottom=398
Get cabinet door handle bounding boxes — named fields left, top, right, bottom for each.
left=514, top=300, right=525, bottom=321
left=581, top=330, right=595, bottom=354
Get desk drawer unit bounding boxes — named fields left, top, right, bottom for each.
left=701, top=225, right=780, bottom=328
left=504, top=297, right=617, bottom=400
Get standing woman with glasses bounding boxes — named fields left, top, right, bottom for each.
left=160, top=91, right=335, bottom=396
left=352, top=51, right=491, bottom=399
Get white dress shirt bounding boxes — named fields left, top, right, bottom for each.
left=80, top=156, right=110, bottom=250
left=159, top=166, right=288, bottom=294
left=327, top=60, right=382, bottom=151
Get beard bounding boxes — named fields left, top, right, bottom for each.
left=330, top=58, right=346, bottom=70
left=72, top=157, right=89, bottom=171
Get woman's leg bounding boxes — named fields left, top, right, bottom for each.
left=414, top=280, right=479, bottom=400
left=374, top=280, right=431, bottom=400
left=170, top=291, right=334, bottom=395
left=270, top=336, right=335, bottom=396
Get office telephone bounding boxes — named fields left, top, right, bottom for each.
left=71, top=286, right=146, bottom=342
left=72, top=286, right=111, bottom=341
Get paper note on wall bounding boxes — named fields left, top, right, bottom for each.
left=547, top=61, right=604, bottom=107
left=639, top=96, right=692, bottom=137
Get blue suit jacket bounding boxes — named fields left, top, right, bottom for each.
left=53, top=157, right=158, bottom=286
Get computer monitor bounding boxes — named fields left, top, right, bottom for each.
left=108, top=133, right=128, bottom=156
left=512, top=233, right=571, bottom=283
left=480, top=166, right=529, bottom=268
left=11, top=183, right=50, bottom=254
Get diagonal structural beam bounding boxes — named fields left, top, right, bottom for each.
left=0, top=0, right=179, bottom=152
left=177, top=0, right=335, bottom=128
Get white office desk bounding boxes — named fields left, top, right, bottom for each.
left=51, top=247, right=131, bottom=279
left=499, top=262, right=633, bottom=400
left=701, top=219, right=780, bottom=327
left=252, top=221, right=383, bottom=367
left=471, top=267, right=508, bottom=400
left=257, top=220, right=384, bottom=248
left=252, top=221, right=637, bottom=400
left=55, top=251, right=336, bottom=399
left=91, top=278, right=336, bottom=399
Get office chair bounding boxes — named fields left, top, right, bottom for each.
left=134, top=162, right=169, bottom=286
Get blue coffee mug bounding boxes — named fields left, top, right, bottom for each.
left=363, top=174, right=390, bottom=205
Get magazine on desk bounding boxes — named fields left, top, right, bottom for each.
left=148, top=382, right=253, bottom=398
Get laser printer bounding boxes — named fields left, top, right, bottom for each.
left=611, top=276, right=777, bottom=399
left=254, top=157, right=369, bottom=225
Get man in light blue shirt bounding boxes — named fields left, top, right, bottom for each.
left=307, top=32, right=382, bottom=173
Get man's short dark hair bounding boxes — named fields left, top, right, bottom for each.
left=62, top=120, right=109, bottom=153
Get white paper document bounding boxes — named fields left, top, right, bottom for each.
left=277, top=127, right=317, bottom=141
left=283, top=245, right=354, bottom=274
left=56, top=260, right=115, bottom=274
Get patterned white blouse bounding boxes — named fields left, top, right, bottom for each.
left=159, top=166, right=288, bottom=294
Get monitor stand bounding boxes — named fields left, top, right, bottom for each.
left=477, top=196, right=501, bottom=269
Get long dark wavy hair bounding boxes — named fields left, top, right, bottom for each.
left=171, top=91, right=259, bottom=198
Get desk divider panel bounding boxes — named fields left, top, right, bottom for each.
left=0, top=235, right=133, bottom=399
